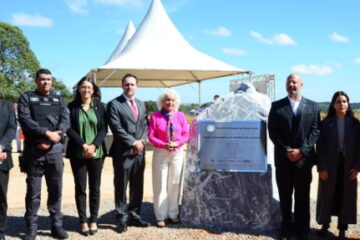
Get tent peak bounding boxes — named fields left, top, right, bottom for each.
left=105, top=20, right=136, bottom=64
left=87, top=0, right=249, bottom=88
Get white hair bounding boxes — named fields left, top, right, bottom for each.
left=157, top=89, right=181, bottom=111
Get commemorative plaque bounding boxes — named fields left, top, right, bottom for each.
left=199, top=120, right=267, bottom=172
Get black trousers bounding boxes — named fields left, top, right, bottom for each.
left=70, top=157, right=104, bottom=223
left=25, top=153, right=64, bottom=229
left=113, top=153, right=145, bottom=220
left=0, top=170, right=9, bottom=236
left=276, top=161, right=312, bottom=237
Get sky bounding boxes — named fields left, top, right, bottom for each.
left=1, top=0, right=360, bottom=104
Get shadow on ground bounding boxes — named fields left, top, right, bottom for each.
left=99, top=202, right=280, bottom=239
left=7, top=214, right=79, bottom=239
left=7, top=202, right=359, bottom=240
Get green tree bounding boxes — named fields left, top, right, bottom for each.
left=52, top=76, right=74, bottom=103
left=144, top=100, right=158, bottom=115
left=0, top=21, right=39, bottom=101
left=0, top=21, right=73, bottom=102
left=179, top=103, right=198, bottom=115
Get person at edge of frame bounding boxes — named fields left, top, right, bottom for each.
left=316, top=91, right=360, bottom=240
left=0, top=99, right=17, bottom=240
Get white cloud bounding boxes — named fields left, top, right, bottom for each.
left=272, top=33, right=297, bottom=45
left=205, top=27, right=232, bottom=37
left=223, top=48, right=246, bottom=56
left=354, top=57, right=360, bottom=64
left=291, top=64, right=333, bottom=75
left=11, top=13, right=53, bottom=27
left=250, top=31, right=272, bottom=44
left=250, top=31, right=297, bottom=45
left=66, top=0, right=89, bottom=15
left=93, top=0, right=143, bottom=7
left=325, top=61, right=343, bottom=69
left=330, top=32, right=350, bottom=43
left=332, top=63, right=343, bottom=68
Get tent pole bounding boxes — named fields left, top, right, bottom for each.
left=93, top=71, right=97, bottom=83
left=198, top=81, right=201, bottom=106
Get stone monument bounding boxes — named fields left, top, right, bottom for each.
left=180, top=83, right=281, bottom=231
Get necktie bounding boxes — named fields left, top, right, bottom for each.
left=130, top=99, right=138, bottom=121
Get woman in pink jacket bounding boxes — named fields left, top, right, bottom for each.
left=148, top=89, right=189, bottom=228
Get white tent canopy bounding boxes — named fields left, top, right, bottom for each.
left=87, top=0, right=250, bottom=88
left=105, top=21, right=136, bottom=64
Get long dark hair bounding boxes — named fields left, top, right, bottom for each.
left=74, top=77, right=101, bottom=102
left=326, top=91, right=354, bottom=118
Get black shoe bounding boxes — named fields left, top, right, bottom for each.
left=338, top=230, right=346, bottom=240
left=278, top=234, right=290, bottom=240
left=51, top=226, right=69, bottom=239
left=24, top=228, right=37, bottom=240
left=80, top=229, right=90, bottom=236
left=89, top=229, right=98, bottom=235
left=117, top=220, right=128, bottom=233
left=318, top=228, right=329, bottom=238
left=278, top=230, right=291, bottom=240
left=296, top=234, right=309, bottom=240
left=128, top=218, right=150, bottom=227
left=279, top=226, right=292, bottom=240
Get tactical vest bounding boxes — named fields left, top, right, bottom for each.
left=28, top=91, right=61, bottom=131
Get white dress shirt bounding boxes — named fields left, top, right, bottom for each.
left=288, top=96, right=301, bottom=116
left=123, top=94, right=138, bottom=113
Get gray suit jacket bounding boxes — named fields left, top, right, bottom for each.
left=107, top=94, right=148, bottom=159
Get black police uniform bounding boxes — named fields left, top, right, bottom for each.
left=18, top=90, right=69, bottom=231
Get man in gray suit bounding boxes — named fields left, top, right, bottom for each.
left=107, top=73, right=149, bottom=233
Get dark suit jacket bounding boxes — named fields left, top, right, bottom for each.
left=106, top=94, right=148, bottom=158
left=66, top=100, right=107, bottom=159
left=268, top=96, right=320, bottom=168
left=316, top=116, right=360, bottom=224
left=0, top=100, right=17, bottom=171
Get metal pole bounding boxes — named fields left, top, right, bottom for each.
left=198, top=81, right=201, bottom=106
left=93, top=70, right=97, bottom=83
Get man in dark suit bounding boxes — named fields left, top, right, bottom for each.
left=107, top=73, right=149, bottom=233
left=268, top=73, right=320, bottom=240
left=0, top=100, right=17, bottom=240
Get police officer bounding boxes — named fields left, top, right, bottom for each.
left=18, top=69, right=70, bottom=240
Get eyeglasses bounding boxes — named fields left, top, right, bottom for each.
left=80, top=86, right=93, bottom=90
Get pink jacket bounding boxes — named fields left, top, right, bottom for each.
left=148, top=111, right=189, bottom=149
